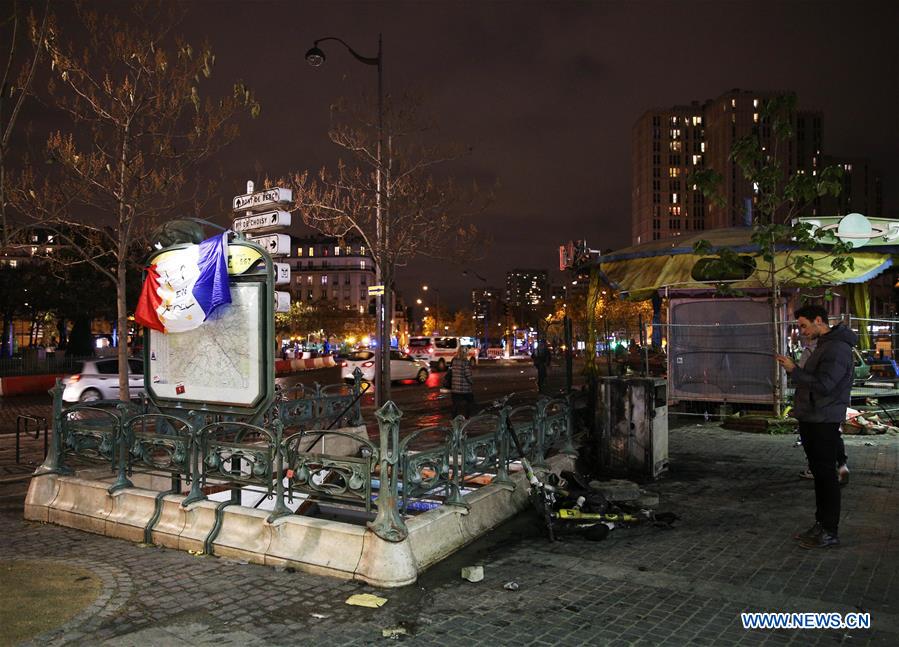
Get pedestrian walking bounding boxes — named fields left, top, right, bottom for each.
left=532, top=340, right=550, bottom=392
left=776, top=304, right=857, bottom=549
left=450, top=346, right=474, bottom=418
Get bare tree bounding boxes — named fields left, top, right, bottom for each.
left=0, top=0, right=50, bottom=250
left=284, top=91, right=489, bottom=401
left=11, top=1, right=258, bottom=397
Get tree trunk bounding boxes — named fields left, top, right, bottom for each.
left=116, top=262, right=129, bottom=400
left=57, top=317, right=68, bottom=350
left=1, top=312, right=12, bottom=357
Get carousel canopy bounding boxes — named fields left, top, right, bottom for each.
left=598, top=228, right=894, bottom=298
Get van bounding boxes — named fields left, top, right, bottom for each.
left=406, top=336, right=476, bottom=371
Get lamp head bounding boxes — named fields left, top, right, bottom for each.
left=305, top=46, right=326, bottom=67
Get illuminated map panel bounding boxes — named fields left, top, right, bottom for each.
left=148, top=282, right=264, bottom=407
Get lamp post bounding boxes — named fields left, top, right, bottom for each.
left=306, top=34, right=391, bottom=405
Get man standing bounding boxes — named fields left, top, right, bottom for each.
left=776, top=304, right=857, bottom=549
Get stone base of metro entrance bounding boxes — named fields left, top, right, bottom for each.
left=24, top=454, right=574, bottom=587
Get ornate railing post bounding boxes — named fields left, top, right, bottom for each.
left=34, top=380, right=70, bottom=475
left=493, top=407, right=514, bottom=488
left=368, top=401, right=408, bottom=542
left=108, top=403, right=134, bottom=493
left=267, top=417, right=292, bottom=523
left=560, top=392, right=578, bottom=456
left=445, top=416, right=467, bottom=507
left=352, top=367, right=364, bottom=425
left=533, top=398, right=549, bottom=469
left=182, top=410, right=206, bottom=506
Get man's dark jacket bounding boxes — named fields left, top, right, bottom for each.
left=791, top=324, right=857, bottom=423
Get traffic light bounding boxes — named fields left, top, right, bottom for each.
left=368, top=298, right=376, bottom=315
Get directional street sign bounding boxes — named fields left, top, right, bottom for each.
left=233, top=210, right=291, bottom=234
left=232, top=187, right=293, bottom=213
left=368, top=285, right=385, bottom=296
left=274, top=291, right=291, bottom=313
left=274, top=262, right=291, bottom=285
left=247, top=233, right=291, bottom=257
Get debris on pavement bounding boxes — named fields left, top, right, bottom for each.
left=345, top=593, right=388, bottom=608
left=382, top=626, right=408, bottom=638
left=310, top=612, right=329, bottom=619
left=588, top=479, right=641, bottom=501
left=503, top=581, right=520, bottom=591
left=461, top=565, right=484, bottom=582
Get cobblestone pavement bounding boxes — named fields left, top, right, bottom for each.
left=1, top=401, right=897, bottom=645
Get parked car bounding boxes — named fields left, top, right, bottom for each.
left=406, top=336, right=477, bottom=371
left=62, top=358, right=144, bottom=403
left=341, top=350, right=430, bottom=384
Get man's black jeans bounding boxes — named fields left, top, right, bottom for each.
left=798, top=421, right=842, bottom=534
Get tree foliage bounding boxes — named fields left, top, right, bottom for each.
left=9, top=1, right=256, bottom=394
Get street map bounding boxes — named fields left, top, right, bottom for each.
left=148, top=283, right=263, bottom=406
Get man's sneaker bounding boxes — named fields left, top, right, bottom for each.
left=792, top=522, right=822, bottom=541
left=798, top=468, right=814, bottom=480
left=799, top=529, right=839, bottom=549
left=838, top=464, right=850, bottom=486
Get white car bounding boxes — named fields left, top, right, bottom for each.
left=62, top=358, right=145, bottom=403
left=341, top=350, right=430, bottom=384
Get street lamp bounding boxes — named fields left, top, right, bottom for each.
left=307, top=34, right=390, bottom=405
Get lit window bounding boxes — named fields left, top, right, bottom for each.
left=753, top=99, right=759, bottom=108
left=692, top=154, right=702, bottom=165
left=45, top=247, right=53, bottom=254
left=731, top=98, right=736, bottom=108
left=701, top=142, right=706, bottom=153
left=321, top=276, right=328, bottom=285
left=360, top=260, right=366, bottom=269
left=753, top=113, right=759, bottom=123
left=297, top=247, right=303, bottom=257
left=672, top=193, right=679, bottom=204
left=334, top=246, right=341, bottom=256
left=30, top=246, right=37, bottom=255
left=360, top=246, right=365, bottom=255
left=306, top=275, right=313, bottom=285
left=9, top=260, right=17, bottom=268
left=668, top=167, right=680, bottom=178
left=308, top=247, right=314, bottom=256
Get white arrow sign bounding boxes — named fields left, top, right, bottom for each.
left=232, top=187, right=293, bottom=213
left=233, top=210, right=291, bottom=234
left=274, top=262, right=291, bottom=285
left=247, top=233, right=291, bottom=256
left=274, top=291, right=291, bottom=313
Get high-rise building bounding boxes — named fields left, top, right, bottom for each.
left=505, top=269, right=548, bottom=327
left=287, top=235, right=376, bottom=314
left=471, top=287, right=505, bottom=343
left=818, top=156, right=883, bottom=217
left=632, top=89, right=826, bottom=245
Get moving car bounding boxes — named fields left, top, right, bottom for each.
left=406, top=336, right=477, bottom=371
left=62, top=358, right=145, bottom=403
left=341, top=350, right=430, bottom=384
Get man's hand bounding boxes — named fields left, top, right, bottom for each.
left=775, top=354, right=796, bottom=372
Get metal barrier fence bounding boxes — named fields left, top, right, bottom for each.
left=0, top=353, right=91, bottom=377
left=38, top=381, right=577, bottom=543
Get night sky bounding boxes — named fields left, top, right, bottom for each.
left=29, top=1, right=899, bottom=308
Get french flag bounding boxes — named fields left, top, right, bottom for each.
left=135, top=232, right=232, bottom=334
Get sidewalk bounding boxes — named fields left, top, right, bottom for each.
left=1, top=416, right=897, bottom=645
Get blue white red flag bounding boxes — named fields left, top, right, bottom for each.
left=135, top=232, right=232, bottom=333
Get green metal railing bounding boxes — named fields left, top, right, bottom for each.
left=38, top=380, right=577, bottom=543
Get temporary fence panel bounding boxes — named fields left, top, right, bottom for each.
left=667, top=298, right=778, bottom=404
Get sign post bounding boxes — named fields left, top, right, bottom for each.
left=233, top=181, right=292, bottom=313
